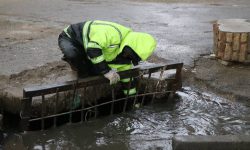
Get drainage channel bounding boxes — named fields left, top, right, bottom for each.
left=3, top=86, right=250, bottom=150
left=19, top=63, right=183, bottom=131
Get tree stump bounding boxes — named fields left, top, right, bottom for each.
left=213, top=19, right=250, bottom=63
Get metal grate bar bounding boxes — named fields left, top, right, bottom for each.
left=123, top=76, right=133, bottom=113
left=110, top=88, right=115, bottom=115
left=21, top=63, right=183, bottom=131
left=23, top=63, right=182, bottom=97
left=69, top=81, right=78, bottom=124
left=151, top=67, right=165, bottom=104
left=23, top=69, right=138, bottom=97
left=54, top=88, right=59, bottom=128
left=41, top=94, right=45, bottom=130
left=133, top=74, right=143, bottom=107
left=28, top=90, right=174, bottom=122
left=20, top=97, right=32, bottom=131
left=141, top=73, right=151, bottom=106
left=81, top=88, right=86, bottom=122
left=0, top=97, right=3, bottom=115
left=81, top=88, right=86, bottom=123
left=94, top=98, right=97, bottom=118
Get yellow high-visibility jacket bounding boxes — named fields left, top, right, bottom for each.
left=64, top=20, right=156, bottom=95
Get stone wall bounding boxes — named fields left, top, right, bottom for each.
left=213, top=19, right=250, bottom=63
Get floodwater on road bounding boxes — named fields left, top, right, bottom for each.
left=3, top=87, right=250, bottom=150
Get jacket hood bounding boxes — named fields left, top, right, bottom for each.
left=119, top=32, right=157, bottom=61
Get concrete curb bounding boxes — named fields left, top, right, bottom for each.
left=172, top=135, right=250, bottom=150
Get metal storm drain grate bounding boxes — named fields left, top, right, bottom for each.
left=20, top=63, right=183, bottom=131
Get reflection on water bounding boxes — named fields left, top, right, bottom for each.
left=3, top=87, right=250, bottom=150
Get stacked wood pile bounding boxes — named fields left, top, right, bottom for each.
left=213, top=19, right=250, bottom=63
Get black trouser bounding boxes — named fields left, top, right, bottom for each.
left=58, top=32, right=97, bottom=76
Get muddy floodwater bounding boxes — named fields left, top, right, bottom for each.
left=3, top=87, right=250, bottom=150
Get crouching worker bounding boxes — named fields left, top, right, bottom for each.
left=58, top=20, right=156, bottom=96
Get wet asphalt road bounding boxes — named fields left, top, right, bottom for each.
left=1, top=0, right=250, bottom=149
left=1, top=0, right=250, bottom=75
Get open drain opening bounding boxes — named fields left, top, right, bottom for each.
left=19, top=63, right=183, bottom=131
left=28, top=94, right=156, bottom=131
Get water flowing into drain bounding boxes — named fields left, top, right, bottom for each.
left=2, top=86, right=250, bottom=149
left=20, top=63, right=183, bottom=131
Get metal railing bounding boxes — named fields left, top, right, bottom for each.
left=20, top=63, right=183, bottom=131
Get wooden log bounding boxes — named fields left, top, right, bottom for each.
left=213, top=19, right=250, bottom=63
